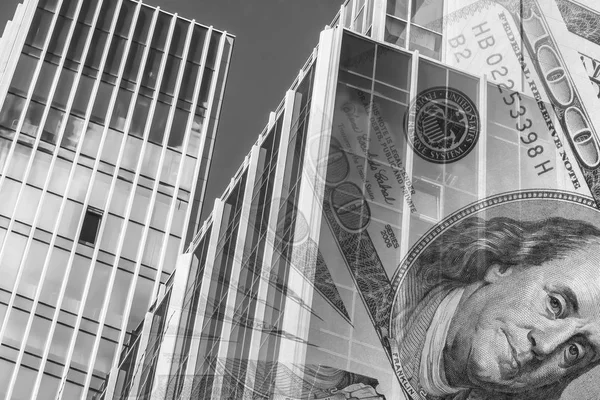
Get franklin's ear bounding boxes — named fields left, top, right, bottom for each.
left=484, top=264, right=512, bottom=283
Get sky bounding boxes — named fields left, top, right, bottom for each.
left=0, top=0, right=343, bottom=222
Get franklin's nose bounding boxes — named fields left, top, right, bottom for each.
left=528, top=322, right=576, bottom=358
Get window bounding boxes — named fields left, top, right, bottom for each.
left=80, top=207, right=102, bottom=245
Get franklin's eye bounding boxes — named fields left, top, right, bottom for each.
left=564, top=342, right=585, bottom=366
left=547, top=294, right=566, bottom=318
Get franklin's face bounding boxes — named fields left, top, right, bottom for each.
left=445, top=241, right=600, bottom=393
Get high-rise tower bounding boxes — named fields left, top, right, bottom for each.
left=0, top=0, right=233, bottom=398
left=105, top=0, right=600, bottom=399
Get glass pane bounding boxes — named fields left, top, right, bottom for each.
left=409, top=25, right=442, bottom=60
left=121, top=134, right=142, bottom=171
left=179, top=155, right=196, bottom=191
left=197, top=68, right=213, bottom=108
left=42, top=107, right=65, bottom=144
left=81, top=121, right=104, bottom=159
left=32, top=60, right=58, bottom=103
left=179, top=62, right=199, bottom=103
left=72, top=329, right=95, bottom=370
left=47, top=15, right=72, bottom=57
left=105, top=36, right=126, bottom=78
left=38, top=191, right=62, bottom=232
left=0, top=94, right=26, bottom=132
left=127, top=276, right=152, bottom=330
left=110, top=178, right=132, bottom=217
left=110, top=87, right=133, bottom=131
left=22, top=101, right=45, bottom=137
left=67, top=164, right=92, bottom=201
left=115, top=0, right=135, bottom=38
left=57, top=199, right=84, bottom=239
left=100, top=214, right=124, bottom=253
left=151, top=13, right=171, bottom=51
left=58, top=0, right=77, bottom=18
left=205, top=33, right=219, bottom=70
left=101, top=128, right=123, bottom=165
left=375, top=46, right=411, bottom=89
left=189, top=26, right=208, bottom=64
left=187, top=114, right=204, bottom=157
left=39, top=247, right=70, bottom=307
left=123, top=42, right=145, bottom=83
left=130, top=184, right=151, bottom=224
left=387, top=0, right=408, bottom=20
left=53, top=67, right=76, bottom=110
left=160, top=54, right=181, bottom=96
left=48, top=157, right=70, bottom=194
left=168, top=107, right=188, bottom=150
left=97, top=0, right=119, bottom=31
left=130, top=95, right=151, bottom=138
left=0, top=231, right=27, bottom=292
left=385, top=16, right=407, bottom=47
left=18, top=240, right=49, bottom=298
left=89, top=171, right=111, bottom=209
left=28, top=149, right=51, bottom=187
left=26, top=8, right=53, bottom=49
left=15, top=184, right=42, bottom=224
left=85, top=29, right=108, bottom=71
left=81, top=261, right=110, bottom=320
left=105, top=269, right=133, bottom=327
left=140, top=141, right=162, bottom=179
left=142, top=48, right=162, bottom=90
left=134, top=5, right=153, bottom=41
left=72, top=75, right=94, bottom=116
left=159, top=148, right=180, bottom=186
left=66, top=22, right=90, bottom=64
left=122, top=220, right=143, bottom=260
left=91, top=81, right=114, bottom=124
left=49, top=321, right=74, bottom=364
left=169, top=19, right=187, bottom=58
left=149, top=101, right=169, bottom=144
left=411, top=0, right=442, bottom=33
left=61, top=113, right=85, bottom=150
left=10, top=53, right=37, bottom=97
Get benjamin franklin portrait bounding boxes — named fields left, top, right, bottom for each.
left=389, top=194, right=600, bottom=400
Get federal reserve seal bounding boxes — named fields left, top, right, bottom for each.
left=405, top=86, right=480, bottom=163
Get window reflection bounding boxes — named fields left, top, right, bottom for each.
left=412, top=0, right=443, bottom=33
left=409, top=26, right=442, bottom=60
left=115, top=0, right=136, bottom=38
left=121, top=135, right=142, bottom=171
left=198, top=68, right=214, bottom=109
left=0, top=94, right=26, bottom=132
left=42, top=108, right=65, bottom=144
left=22, top=101, right=45, bottom=137
left=81, top=121, right=104, bottom=159
left=160, top=149, right=181, bottom=186
left=187, top=114, right=204, bottom=157
left=385, top=17, right=407, bottom=47
left=141, top=141, right=162, bottom=178
left=101, top=128, right=123, bottom=165
left=61, top=114, right=84, bottom=150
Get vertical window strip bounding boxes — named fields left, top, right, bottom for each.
left=81, top=11, right=191, bottom=397
left=49, top=2, right=161, bottom=398
left=23, top=1, right=141, bottom=398
left=0, top=1, right=105, bottom=399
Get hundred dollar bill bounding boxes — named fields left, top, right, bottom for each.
left=289, top=3, right=600, bottom=400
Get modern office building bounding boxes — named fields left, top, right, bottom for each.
left=0, top=0, right=233, bottom=398
left=104, top=1, right=600, bottom=399
left=105, top=0, right=600, bottom=399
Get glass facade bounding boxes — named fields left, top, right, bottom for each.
left=0, top=0, right=233, bottom=398
left=113, top=0, right=600, bottom=393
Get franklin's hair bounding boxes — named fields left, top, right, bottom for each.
left=417, top=216, right=600, bottom=287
